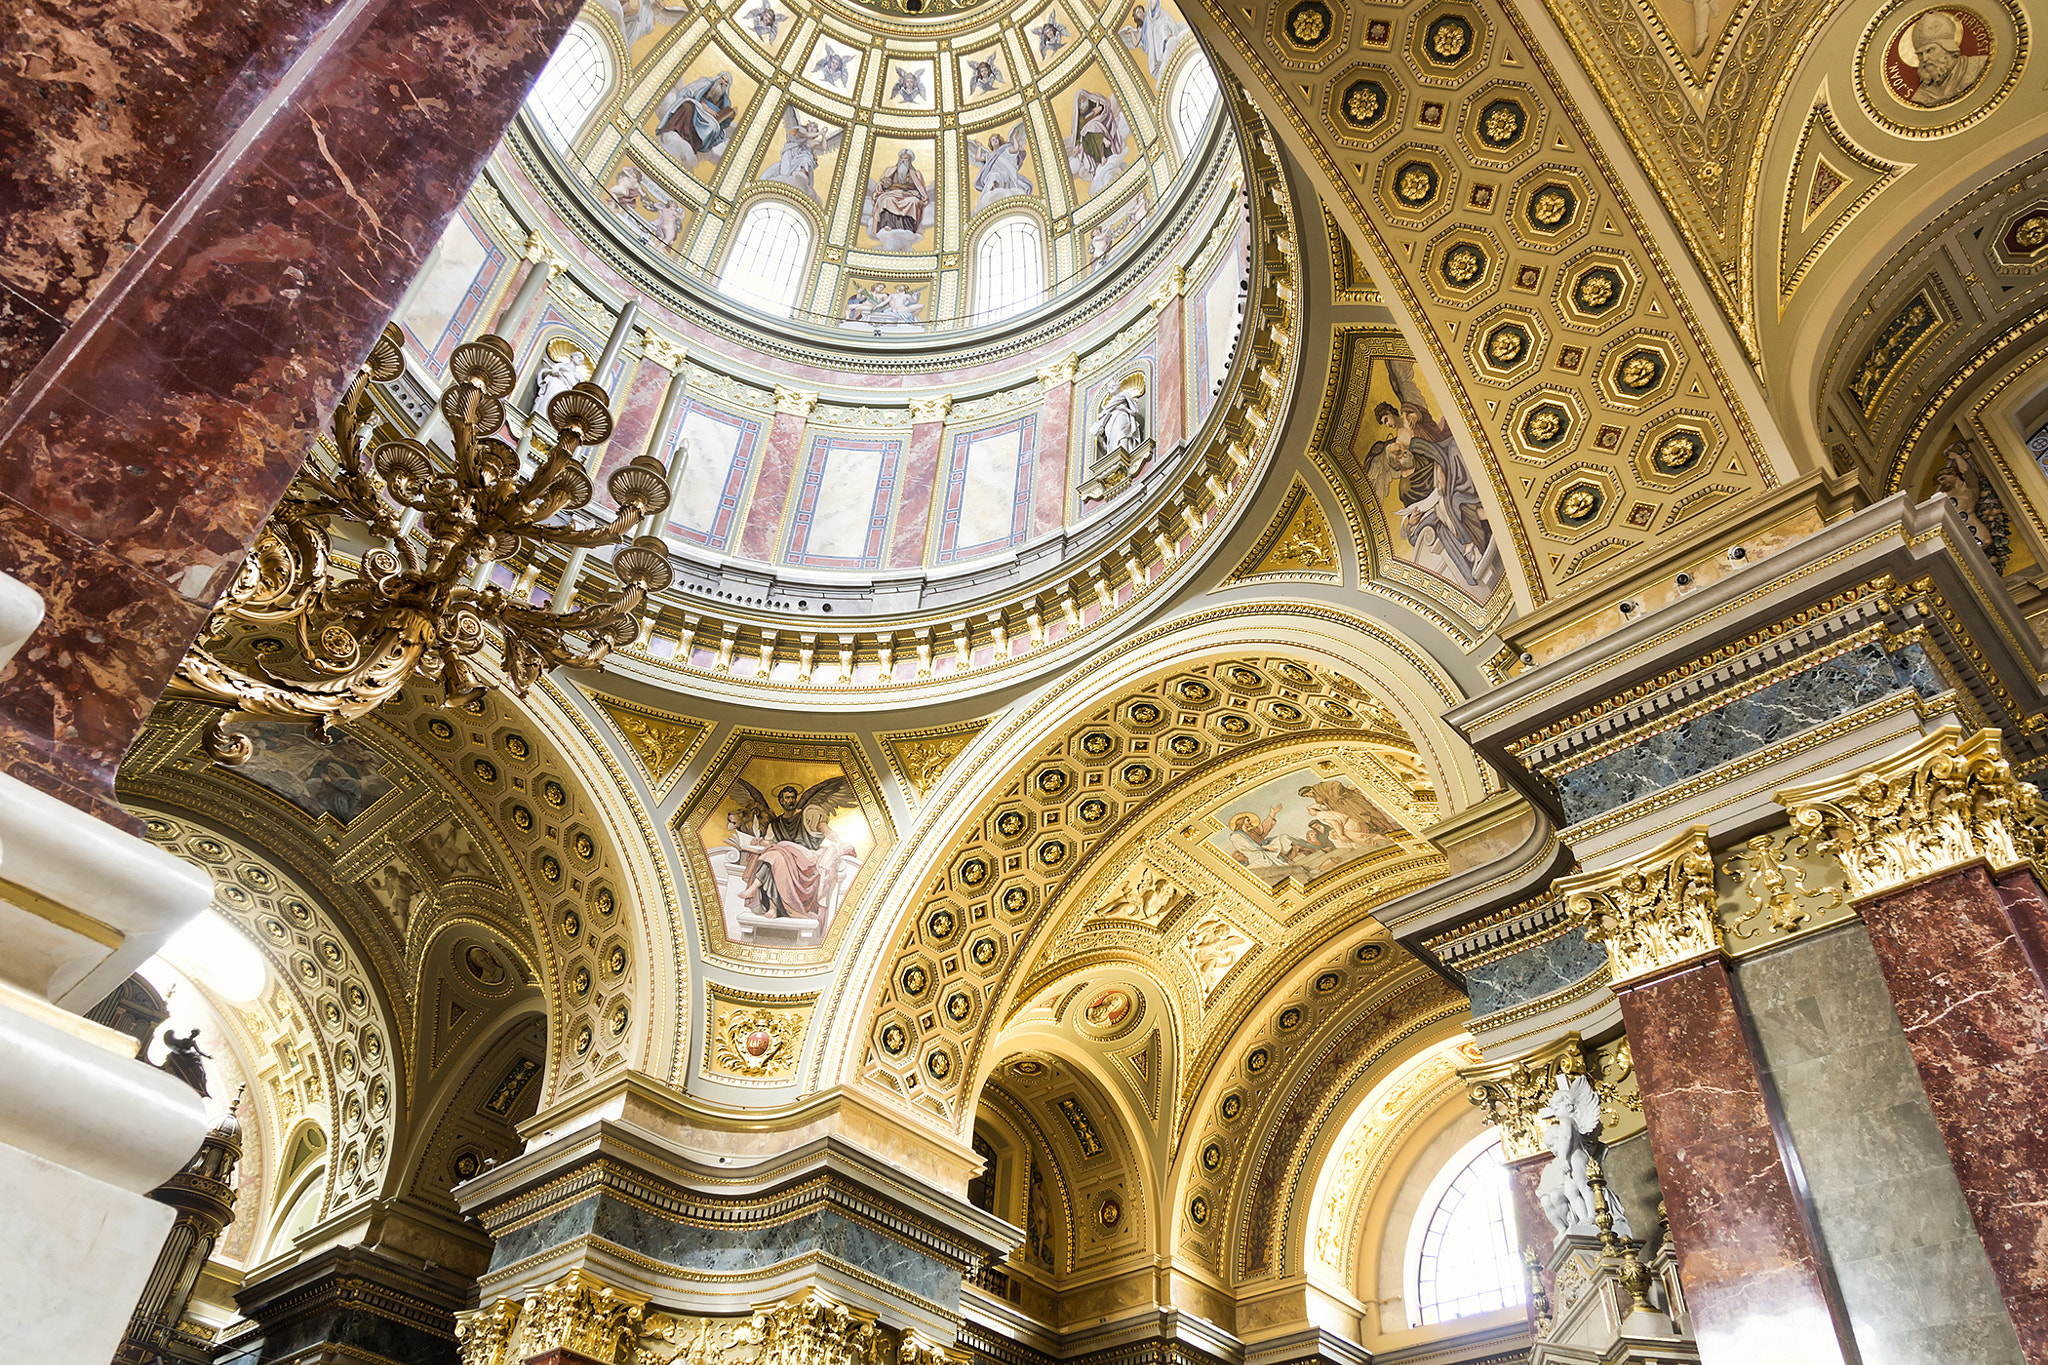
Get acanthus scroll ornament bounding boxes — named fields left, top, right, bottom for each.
left=1460, top=1033, right=1587, bottom=1162
left=1775, top=725, right=2045, bottom=900
left=1722, top=832, right=1842, bottom=937
left=712, top=1003, right=807, bottom=1079
left=172, top=322, right=675, bottom=764
left=1557, top=825, right=1720, bottom=988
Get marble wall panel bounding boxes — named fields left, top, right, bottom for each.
left=1554, top=644, right=1946, bottom=824
left=1618, top=958, right=1850, bottom=1365
left=1463, top=930, right=1607, bottom=1019
left=1859, top=866, right=2048, bottom=1365
left=0, top=0, right=587, bottom=819
left=1739, top=922, right=2023, bottom=1365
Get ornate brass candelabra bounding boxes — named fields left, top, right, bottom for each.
left=175, top=322, right=674, bottom=762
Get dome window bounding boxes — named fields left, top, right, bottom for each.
left=720, top=202, right=815, bottom=319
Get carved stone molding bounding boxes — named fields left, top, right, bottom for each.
left=735, top=1290, right=876, bottom=1365
left=1460, top=1031, right=1588, bottom=1161
left=1556, top=825, right=1721, bottom=988
left=774, top=386, right=821, bottom=418
left=1775, top=725, right=2045, bottom=901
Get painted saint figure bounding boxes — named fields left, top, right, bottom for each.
left=655, top=71, right=738, bottom=170
left=1358, top=358, right=1501, bottom=600
left=761, top=108, right=844, bottom=200
left=968, top=123, right=1034, bottom=203
left=1066, top=89, right=1129, bottom=192
left=865, top=149, right=934, bottom=249
left=722, top=777, right=862, bottom=927
left=1117, top=0, right=1191, bottom=79
left=1903, top=10, right=1987, bottom=106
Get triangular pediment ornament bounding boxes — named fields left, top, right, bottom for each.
left=1231, top=477, right=1341, bottom=583
left=586, top=691, right=709, bottom=797
left=879, top=721, right=989, bottom=803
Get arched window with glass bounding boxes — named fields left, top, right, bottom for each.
left=974, top=214, right=1047, bottom=326
left=719, top=202, right=816, bottom=319
left=526, top=23, right=613, bottom=153
left=1404, top=1130, right=1526, bottom=1327
left=1170, top=56, right=1223, bottom=159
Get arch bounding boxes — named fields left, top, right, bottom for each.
left=1403, top=1127, right=1524, bottom=1327
left=719, top=200, right=817, bottom=319
left=525, top=21, right=614, bottom=154
left=973, top=213, right=1048, bottom=326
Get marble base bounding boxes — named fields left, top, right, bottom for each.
left=0, top=1136, right=179, bottom=1365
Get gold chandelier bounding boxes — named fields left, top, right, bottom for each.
left=174, top=322, right=674, bottom=763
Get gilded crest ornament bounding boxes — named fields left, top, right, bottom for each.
left=1776, top=726, right=2045, bottom=899
left=713, top=1004, right=806, bottom=1078
left=174, top=322, right=674, bottom=763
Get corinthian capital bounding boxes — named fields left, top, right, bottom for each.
left=514, top=1270, right=647, bottom=1363
left=1556, top=825, right=1720, bottom=988
left=1460, top=1033, right=1588, bottom=1160
left=774, top=385, right=820, bottom=418
left=908, top=394, right=953, bottom=424
left=1775, top=725, right=2045, bottom=900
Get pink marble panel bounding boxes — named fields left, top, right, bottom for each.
left=591, top=354, right=669, bottom=509
left=1154, top=293, right=1186, bottom=452
left=1031, top=380, right=1072, bottom=537
left=1860, top=865, right=2048, bottom=1365
left=889, top=419, right=945, bottom=569
left=735, top=410, right=807, bottom=562
left=1618, top=959, right=1850, bottom=1365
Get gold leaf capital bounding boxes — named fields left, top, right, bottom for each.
left=1557, top=825, right=1720, bottom=988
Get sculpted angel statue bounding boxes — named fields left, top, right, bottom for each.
left=760, top=108, right=844, bottom=200
left=968, top=123, right=1034, bottom=204
left=534, top=344, right=591, bottom=412
left=1535, top=1064, right=1630, bottom=1239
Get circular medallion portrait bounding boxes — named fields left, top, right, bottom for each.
left=1082, top=987, right=1135, bottom=1031
left=1884, top=7, right=1992, bottom=108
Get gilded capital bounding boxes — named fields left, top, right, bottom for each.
left=1147, top=266, right=1186, bottom=309
left=1557, top=825, right=1720, bottom=988
left=1775, top=725, right=2045, bottom=901
left=1460, top=1033, right=1587, bottom=1161
left=643, top=332, right=689, bottom=372
left=736, top=1289, right=875, bottom=1365
left=1037, top=352, right=1080, bottom=391
left=774, top=385, right=820, bottom=418
left=908, top=394, right=953, bottom=424
left=458, top=1269, right=647, bottom=1365
left=522, top=229, right=550, bottom=265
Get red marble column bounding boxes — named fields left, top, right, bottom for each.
left=0, top=0, right=585, bottom=822
left=890, top=412, right=946, bottom=569
left=1153, top=289, right=1186, bottom=453
left=735, top=405, right=809, bottom=563
left=1617, top=959, right=1849, bottom=1365
left=1031, top=369, right=1074, bottom=538
left=592, top=353, right=666, bottom=507
left=1857, top=863, right=2048, bottom=1365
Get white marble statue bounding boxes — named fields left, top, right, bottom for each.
left=535, top=346, right=591, bottom=413
left=1536, top=1068, right=1630, bottom=1240
left=1093, top=385, right=1146, bottom=465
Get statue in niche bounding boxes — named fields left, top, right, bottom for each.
left=158, top=1028, right=211, bottom=1097
left=1536, top=1059, right=1630, bottom=1241
left=969, top=124, right=1034, bottom=204
left=760, top=108, right=844, bottom=200
left=1082, top=372, right=1149, bottom=498
left=864, top=149, right=935, bottom=250
left=535, top=340, right=592, bottom=413
left=1027, top=1162, right=1053, bottom=1264
left=1933, top=440, right=2012, bottom=572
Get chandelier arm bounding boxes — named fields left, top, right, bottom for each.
left=520, top=512, right=659, bottom=549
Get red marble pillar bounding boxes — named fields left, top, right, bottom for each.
left=1031, top=363, right=1075, bottom=538
left=735, top=402, right=811, bottom=562
left=1153, top=287, right=1186, bottom=453
left=1618, top=959, right=1848, bottom=1365
left=592, top=353, right=667, bottom=507
left=0, top=0, right=586, bottom=823
left=890, top=409, right=947, bottom=569
left=1857, top=863, right=2048, bottom=1365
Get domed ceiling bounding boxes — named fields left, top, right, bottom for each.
left=576, top=0, right=1225, bottom=335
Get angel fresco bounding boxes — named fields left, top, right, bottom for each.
left=1032, top=10, right=1071, bottom=56
left=607, top=165, right=685, bottom=247
left=741, top=0, right=785, bottom=43
left=1066, top=89, right=1129, bottom=194
left=592, top=0, right=689, bottom=50
left=1118, top=0, right=1191, bottom=79
left=1357, top=357, right=1502, bottom=601
left=705, top=774, right=867, bottom=942
left=761, top=108, right=843, bottom=200
left=655, top=71, right=739, bottom=171
left=811, top=43, right=854, bottom=88
left=966, top=56, right=1006, bottom=96
left=864, top=149, right=935, bottom=250
left=890, top=65, right=930, bottom=105
left=968, top=123, right=1033, bottom=204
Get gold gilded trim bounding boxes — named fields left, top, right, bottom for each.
left=0, top=873, right=124, bottom=950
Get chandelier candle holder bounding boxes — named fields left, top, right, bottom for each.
left=173, top=318, right=675, bottom=764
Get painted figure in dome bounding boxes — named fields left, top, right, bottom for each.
left=1066, top=89, right=1129, bottom=192
left=655, top=71, right=738, bottom=170
left=1119, top=0, right=1191, bottom=79
left=969, top=124, right=1034, bottom=203
left=1032, top=10, right=1071, bottom=56
left=966, top=56, right=1006, bottom=95
left=865, top=149, right=934, bottom=250
left=811, top=44, right=853, bottom=87
left=1360, top=361, right=1501, bottom=598
left=761, top=108, right=844, bottom=200
left=742, top=0, right=785, bottom=42
left=890, top=65, right=930, bottom=104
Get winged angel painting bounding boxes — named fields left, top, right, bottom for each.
left=699, top=758, right=874, bottom=946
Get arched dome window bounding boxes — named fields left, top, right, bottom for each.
left=975, top=215, right=1046, bottom=326
left=1170, top=56, right=1222, bottom=159
left=527, top=23, right=612, bottom=153
left=1405, top=1130, right=1525, bottom=1327
left=720, top=203, right=815, bottom=319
